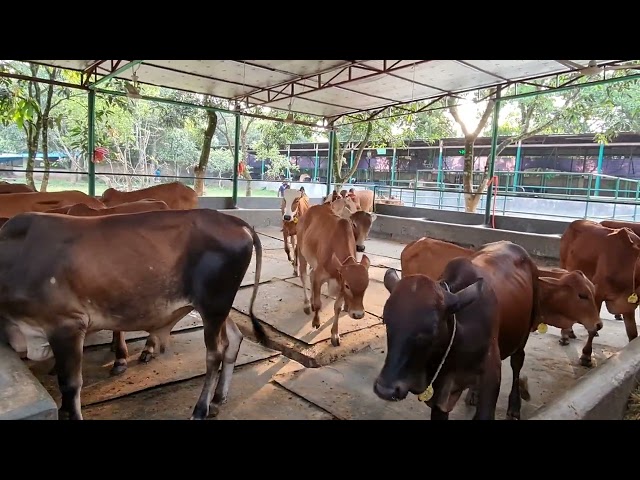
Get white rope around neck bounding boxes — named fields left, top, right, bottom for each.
left=417, top=281, right=457, bottom=402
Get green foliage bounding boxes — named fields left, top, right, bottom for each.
left=255, top=144, right=299, bottom=180
left=208, top=147, right=234, bottom=175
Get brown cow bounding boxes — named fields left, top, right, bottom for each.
left=352, top=188, right=374, bottom=213
left=280, top=188, right=311, bottom=275
left=600, top=219, right=640, bottom=322
left=560, top=219, right=640, bottom=365
left=374, top=241, right=539, bottom=420
left=0, top=190, right=105, bottom=217
left=295, top=201, right=377, bottom=346
left=99, top=181, right=198, bottom=209
left=42, top=198, right=172, bottom=375
left=400, top=236, right=603, bottom=353
left=0, top=183, right=36, bottom=194
left=0, top=208, right=267, bottom=420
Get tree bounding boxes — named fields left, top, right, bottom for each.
left=255, top=145, right=299, bottom=180
left=208, top=148, right=234, bottom=186
left=194, top=109, right=217, bottom=196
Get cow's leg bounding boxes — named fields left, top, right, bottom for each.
left=139, top=307, right=192, bottom=364
left=473, top=346, right=501, bottom=420
left=506, top=347, right=526, bottom=420
left=110, top=331, right=129, bottom=376
left=299, top=253, right=312, bottom=315
left=290, top=234, right=298, bottom=276
left=430, top=405, right=449, bottom=421
left=191, top=318, right=227, bottom=420
left=330, top=293, right=344, bottom=347
left=622, top=309, right=638, bottom=342
left=580, top=298, right=604, bottom=367
left=209, top=319, right=243, bottom=417
left=48, top=325, right=86, bottom=421
left=311, top=272, right=324, bottom=329
left=559, top=327, right=576, bottom=345
left=615, top=314, right=623, bottom=320
left=464, top=379, right=480, bottom=406
left=283, top=229, right=291, bottom=262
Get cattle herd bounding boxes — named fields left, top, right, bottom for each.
left=0, top=179, right=638, bottom=421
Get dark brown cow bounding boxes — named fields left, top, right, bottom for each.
left=374, top=241, right=539, bottom=420
left=280, top=188, right=311, bottom=275
left=295, top=200, right=377, bottom=346
left=560, top=219, right=640, bottom=365
left=0, top=183, right=36, bottom=194
left=0, top=209, right=267, bottom=420
left=400, top=236, right=603, bottom=352
left=41, top=198, right=173, bottom=375
left=99, top=181, right=198, bottom=209
left=0, top=190, right=105, bottom=217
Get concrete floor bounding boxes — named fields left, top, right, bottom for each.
left=28, top=226, right=634, bottom=420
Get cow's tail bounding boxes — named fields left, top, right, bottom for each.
left=248, top=227, right=268, bottom=345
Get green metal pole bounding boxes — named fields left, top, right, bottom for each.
left=436, top=140, right=444, bottom=185
left=286, top=145, right=291, bottom=179
left=88, top=60, right=144, bottom=88
left=513, top=140, right=522, bottom=191
left=484, top=92, right=502, bottom=225
left=594, top=142, right=605, bottom=196
left=391, top=148, right=397, bottom=186
left=326, top=131, right=335, bottom=197
left=232, top=113, right=241, bottom=207
left=261, top=159, right=265, bottom=179
left=87, top=89, right=96, bottom=197
left=314, top=143, right=319, bottom=181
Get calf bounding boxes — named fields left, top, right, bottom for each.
left=352, top=189, right=374, bottom=213
left=560, top=219, right=640, bottom=365
left=281, top=188, right=311, bottom=275
left=0, top=209, right=267, bottom=420
left=374, top=241, right=538, bottom=420
left=295, top=201, right=377, bottom=346
left=99, top=181, right=198, bottom=209
left=0, top=190, right=105, bottom=217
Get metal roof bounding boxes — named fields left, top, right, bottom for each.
left=24, top=60, right=635, bottom=121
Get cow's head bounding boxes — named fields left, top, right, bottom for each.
left=330, top=253, right=370, bottom=320
left=537, top=270, right=602, bottom=334
left=327, top=196, right=359, bottom=219
left=282, top=188, right=302, bottom=222
left=98, top=187, right=119, bottom=206
left=373, top=268, right=483, bottom=402
left=350, top=211, right=377, bottom=252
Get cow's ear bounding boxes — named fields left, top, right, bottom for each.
left=331, top=253, right=343, bottom=273
left=369, top=213, right=377, bottom=223
left=360, top=254, right=370, bottom=270
left=443, top=278, right=484, bottom=314
left=384, top=268, right=400, bottom=294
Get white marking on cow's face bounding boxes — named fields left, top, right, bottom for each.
left=49, top=277, right=56, bottom=285
left=283, top=189, right=302, bottom=221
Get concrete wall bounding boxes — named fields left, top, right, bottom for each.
left=374, top=204, right=570, bottom=235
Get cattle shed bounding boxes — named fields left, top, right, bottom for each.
left=10, top=60, right=640, bottom=222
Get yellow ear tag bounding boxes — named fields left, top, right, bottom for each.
left=293, top=217, right=298, bottom=224
left=537, top=323, right=548, bottom=334
left=628, top=293, right=638, bottom=304
left=417, top=384, right=434, bottom=402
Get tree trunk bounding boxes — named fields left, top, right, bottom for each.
left=39, top=80, right=55, bottom=192
left=333, top=122, right=373, bottom=190
left=194, top=110, right=217, bottom=196
left=24, top=119, right=42, bottom=191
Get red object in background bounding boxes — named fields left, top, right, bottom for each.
left=238, top=161, right=245, bottom=175
left=94, top=147, right=109, bottom=163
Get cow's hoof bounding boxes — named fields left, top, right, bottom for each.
left=594, top=331, right=599, bottom=337
left=331, top=335, right=340, bottom=347
left=303, top=306, right=311, bottom=315
left=567, top=330, right=577, bottom=339
left=110, top=362, right=127, bottom=376
left=312, top=321, right=320, bottom=329
left=559, top=338, right=570, bottom=346
left=465, top=389, right=478, bottom=406
left=208, top=405, right=221, bottom=417
left=615, top=314, right=623, bottom=321
left=579, top=355, right=593, bottom=368
left=506, top=412, right=520, bottom=420
left=139, top=351, right=153, bottom=363
left=293, top=270, right=298, bottom=276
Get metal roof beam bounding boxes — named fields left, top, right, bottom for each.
left=236, top=60, right=432, bottom=110
left=88, top=60, right=144, bottom=89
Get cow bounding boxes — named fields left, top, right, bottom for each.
left=374, top=241, right=540, bottom=420
left=0, top=190, right=105, bottom=217
left=295, top=201, right=377, bottom=346
left=560, top=219, right=640, bottom=365
left=400, top=236, right=603, bottom=354
left=0, top=208, right=267, bottom=420
left=281, top=188, right=311, bottom=275
left=0, top=183, right=36, bottom=194
left=600, top=219, right=640, bottom=322
left=352, top=188, right=374, bottom=213
left=99, top=181, right=198, bottom=209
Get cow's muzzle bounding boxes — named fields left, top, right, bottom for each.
left=283, top=215, right=292, bottom=221
left=356, top=244, right=365, bottom=252
left=373, top=378, right=408, bottom=402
